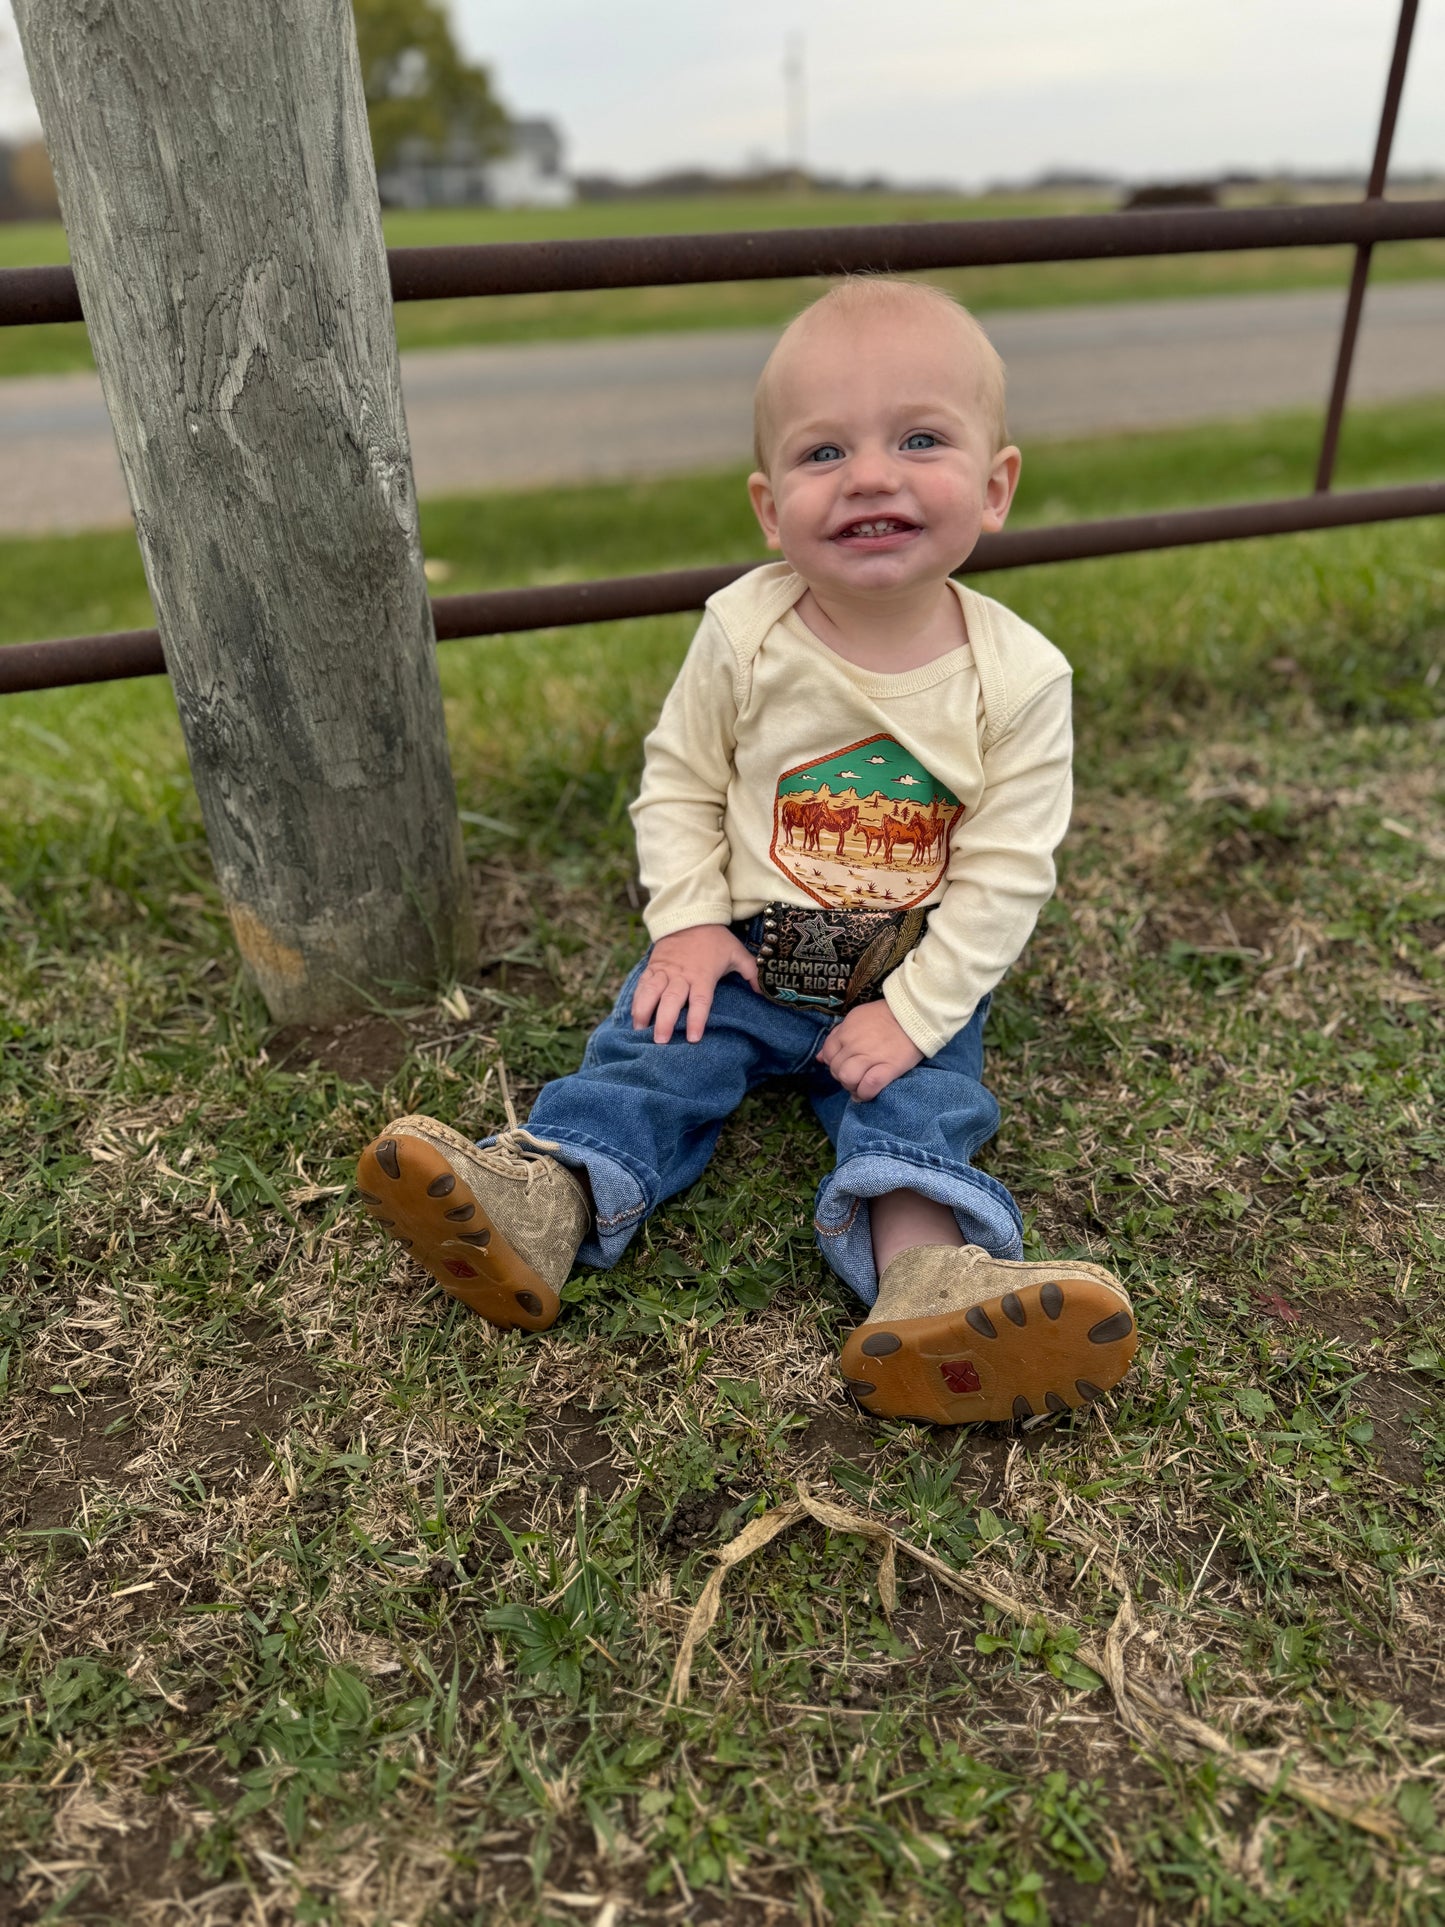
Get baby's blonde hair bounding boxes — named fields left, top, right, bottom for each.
left=752, top=277, right=1008, bottom=472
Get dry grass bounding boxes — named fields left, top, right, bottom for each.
left=2, top=474, right=1443, bottom=1923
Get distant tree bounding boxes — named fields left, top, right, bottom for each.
left=352, top=0, right=508, bottom=171
left=0, top=138, right=61, bottom=222
left=13, top=139, right=60, bottom=218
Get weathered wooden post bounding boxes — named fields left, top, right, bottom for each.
left=14, top=0, right=476, bottom=1024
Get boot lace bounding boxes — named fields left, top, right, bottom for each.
left=471, top=1067, right=559, bottom=1188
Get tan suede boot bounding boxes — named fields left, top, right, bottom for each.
left=839, top=1244, right=1137, bottom=1426
left=356, top=1113, right=589, bottom=1332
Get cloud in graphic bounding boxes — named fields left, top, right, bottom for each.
left=897, top=774, right=920, bottom=785
left=868, top=754, right=888, bottom=764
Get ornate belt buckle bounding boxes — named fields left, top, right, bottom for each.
left=753, top=904, right=927, bottom=1012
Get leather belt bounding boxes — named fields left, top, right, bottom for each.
left=734, top=902, right=929, bottom=1013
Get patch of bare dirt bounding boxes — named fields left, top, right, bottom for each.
left=8, top=1393, right=142, bottom=1531
left=958, top=1421, right=1074, bottom=1502
left=472, top=955, right=558, bottom=1002
left=470, top=1810, right=802, bottom=1925
left=1151, top=1516, right=1243, bottom=1601
left=887, top=1570, right=976, bottom=1673
left=792, top=1407, right=886, bottom=1470
left=1140, top=898, right=1284, bottom=959
left=1354, top=1373, right=1429, bottom=1490
left=651, top=1477, right=748, bottom=1551
left=1044, top=1872, right=1148, bottom=1927
left=1328, top=1645, right=1445, bottom=1731
left=179, top=1351, right=324, bottom=1479
left=1286, top=1282, right=1435, bottom=1489
left=266, top=941, right=570, bottom=1088
left=1295, top=1282, right=1413, bottom=1346
left=270, top=1013, right=411, bottom=1084
left=536, top=1399, right=629, bottom=1500
left=7, top=1350, right=321, bottom=1532
left=791, top=1400, right=1073, bottom=1497
left=68, top=1813, right=198, bottom=1924
left=484, top=1486, right=538, bottom=1535
left=0, top=1788, right=205, bottom=1927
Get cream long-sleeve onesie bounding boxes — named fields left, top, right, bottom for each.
left=630, top=562, right=1073, bottom=1058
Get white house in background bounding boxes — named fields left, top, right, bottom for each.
left=484, top=120, right=573, bottom=208
left=377, top=118, right=573, bottom=210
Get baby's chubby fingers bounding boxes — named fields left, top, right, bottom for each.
left=817, top=1001, right=923, bottom=1099
left=852, top=1057, right=902, bottom=1102
left=728, top=940, right=762, bottom=995
left=658, top=976, right=700, bottom=1044
left=816, top=1028, right=863, bottom=1091
left=628, top=957, right=670, bottom=1031
left=818, top=1039, right=875, bottom=1099
left=629, top=924, right=760, bottom=1045
left=630, top=958, right=691, bottom=1043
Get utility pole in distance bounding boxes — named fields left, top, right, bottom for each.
left=14, top=0, right=476, bottom=1025
left=784, top=34, right=807, bottom=191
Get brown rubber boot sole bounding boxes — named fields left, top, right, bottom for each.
left=839, top=1275, right=1137, bottom=1425
left=356, top=1129, right=560, bottom=1333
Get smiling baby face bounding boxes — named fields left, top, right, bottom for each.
left=748, top=281, right=1020, bottom=608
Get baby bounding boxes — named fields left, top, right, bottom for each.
left=357, top=277, right=1138, bottom=1426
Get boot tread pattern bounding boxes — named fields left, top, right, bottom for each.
left=356, top=1130, right=559, bottom=1333
left=840, top=1274, right=1136, bottom=1427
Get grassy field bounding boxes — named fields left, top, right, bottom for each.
left=2, top=191, right=1444, bottom=378
left=3, top=393, right=1444, bottom=649
left=1, top=406, right=1443, bottom=1925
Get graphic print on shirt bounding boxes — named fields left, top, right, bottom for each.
left=769, top=733, right=964, bottom=910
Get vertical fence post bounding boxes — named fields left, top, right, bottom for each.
left=13, top=0, right=477, bottom=1025
left=1313, top=0, right=1419, bottom=493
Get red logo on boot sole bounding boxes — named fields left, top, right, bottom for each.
left=445, top=1261, right=478, bottom=1280
left=940, top=1359, right=982, bottom=1395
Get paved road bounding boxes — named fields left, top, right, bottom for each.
left=3, top=282, right=1444, bottom=534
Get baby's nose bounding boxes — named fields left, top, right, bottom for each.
left=847, top=448, right=902, bottom=491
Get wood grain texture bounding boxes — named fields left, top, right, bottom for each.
left=14, top=0, right=475, bottom=1022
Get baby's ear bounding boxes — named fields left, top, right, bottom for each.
left=748, top=470, right=782, bottom=549
left=981, top=445, right=1022, bottom=534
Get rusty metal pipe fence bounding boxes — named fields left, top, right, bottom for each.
left=8, top=480, right=1445, bottom=696
left=5, top=197, right=1445, bottom=326
left=1, top=0, right=1438, bottom=697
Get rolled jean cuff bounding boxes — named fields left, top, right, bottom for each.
left=478, top=1129, right=649, bottom=1271
left=813, top=1152, right=1025, bottom=1309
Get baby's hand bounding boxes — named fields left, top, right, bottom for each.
left=817, top=1001, right=923, bottom=1101
left=631, top=925, right=761, bottom=1044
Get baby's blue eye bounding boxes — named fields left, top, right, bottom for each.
left=805, top=444, right=845, bottom=463
left=902, top=432, right=939, bottom=450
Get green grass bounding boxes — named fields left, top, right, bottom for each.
left=3, top=191, right=1444, bottom=377
left=0, top=191, right=1116, bottom=275
left=1, top=407, right=1443, bottom=1923
left=4, top=393, right=1444, bottom=650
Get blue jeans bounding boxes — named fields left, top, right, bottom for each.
left=516, top=959, right=1024, bottom=1308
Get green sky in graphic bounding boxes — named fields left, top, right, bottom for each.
left=776, top=734, right=959, bottom=808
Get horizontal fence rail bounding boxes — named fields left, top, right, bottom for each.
left=389, top=199, right=1445, bottom=300
left=4, top=198, right=1445, bottom=327
left=6, top=480, right=1443, bottom=696
left=4, top=174, right=1445, bottom=696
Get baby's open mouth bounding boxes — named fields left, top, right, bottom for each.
left=833, top=517, right=918, bottom=540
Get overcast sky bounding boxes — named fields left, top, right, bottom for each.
left=2, top=0, right=1441, bottom=185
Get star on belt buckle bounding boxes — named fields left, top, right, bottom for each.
left=753, top=903, right=927, bottom=1012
